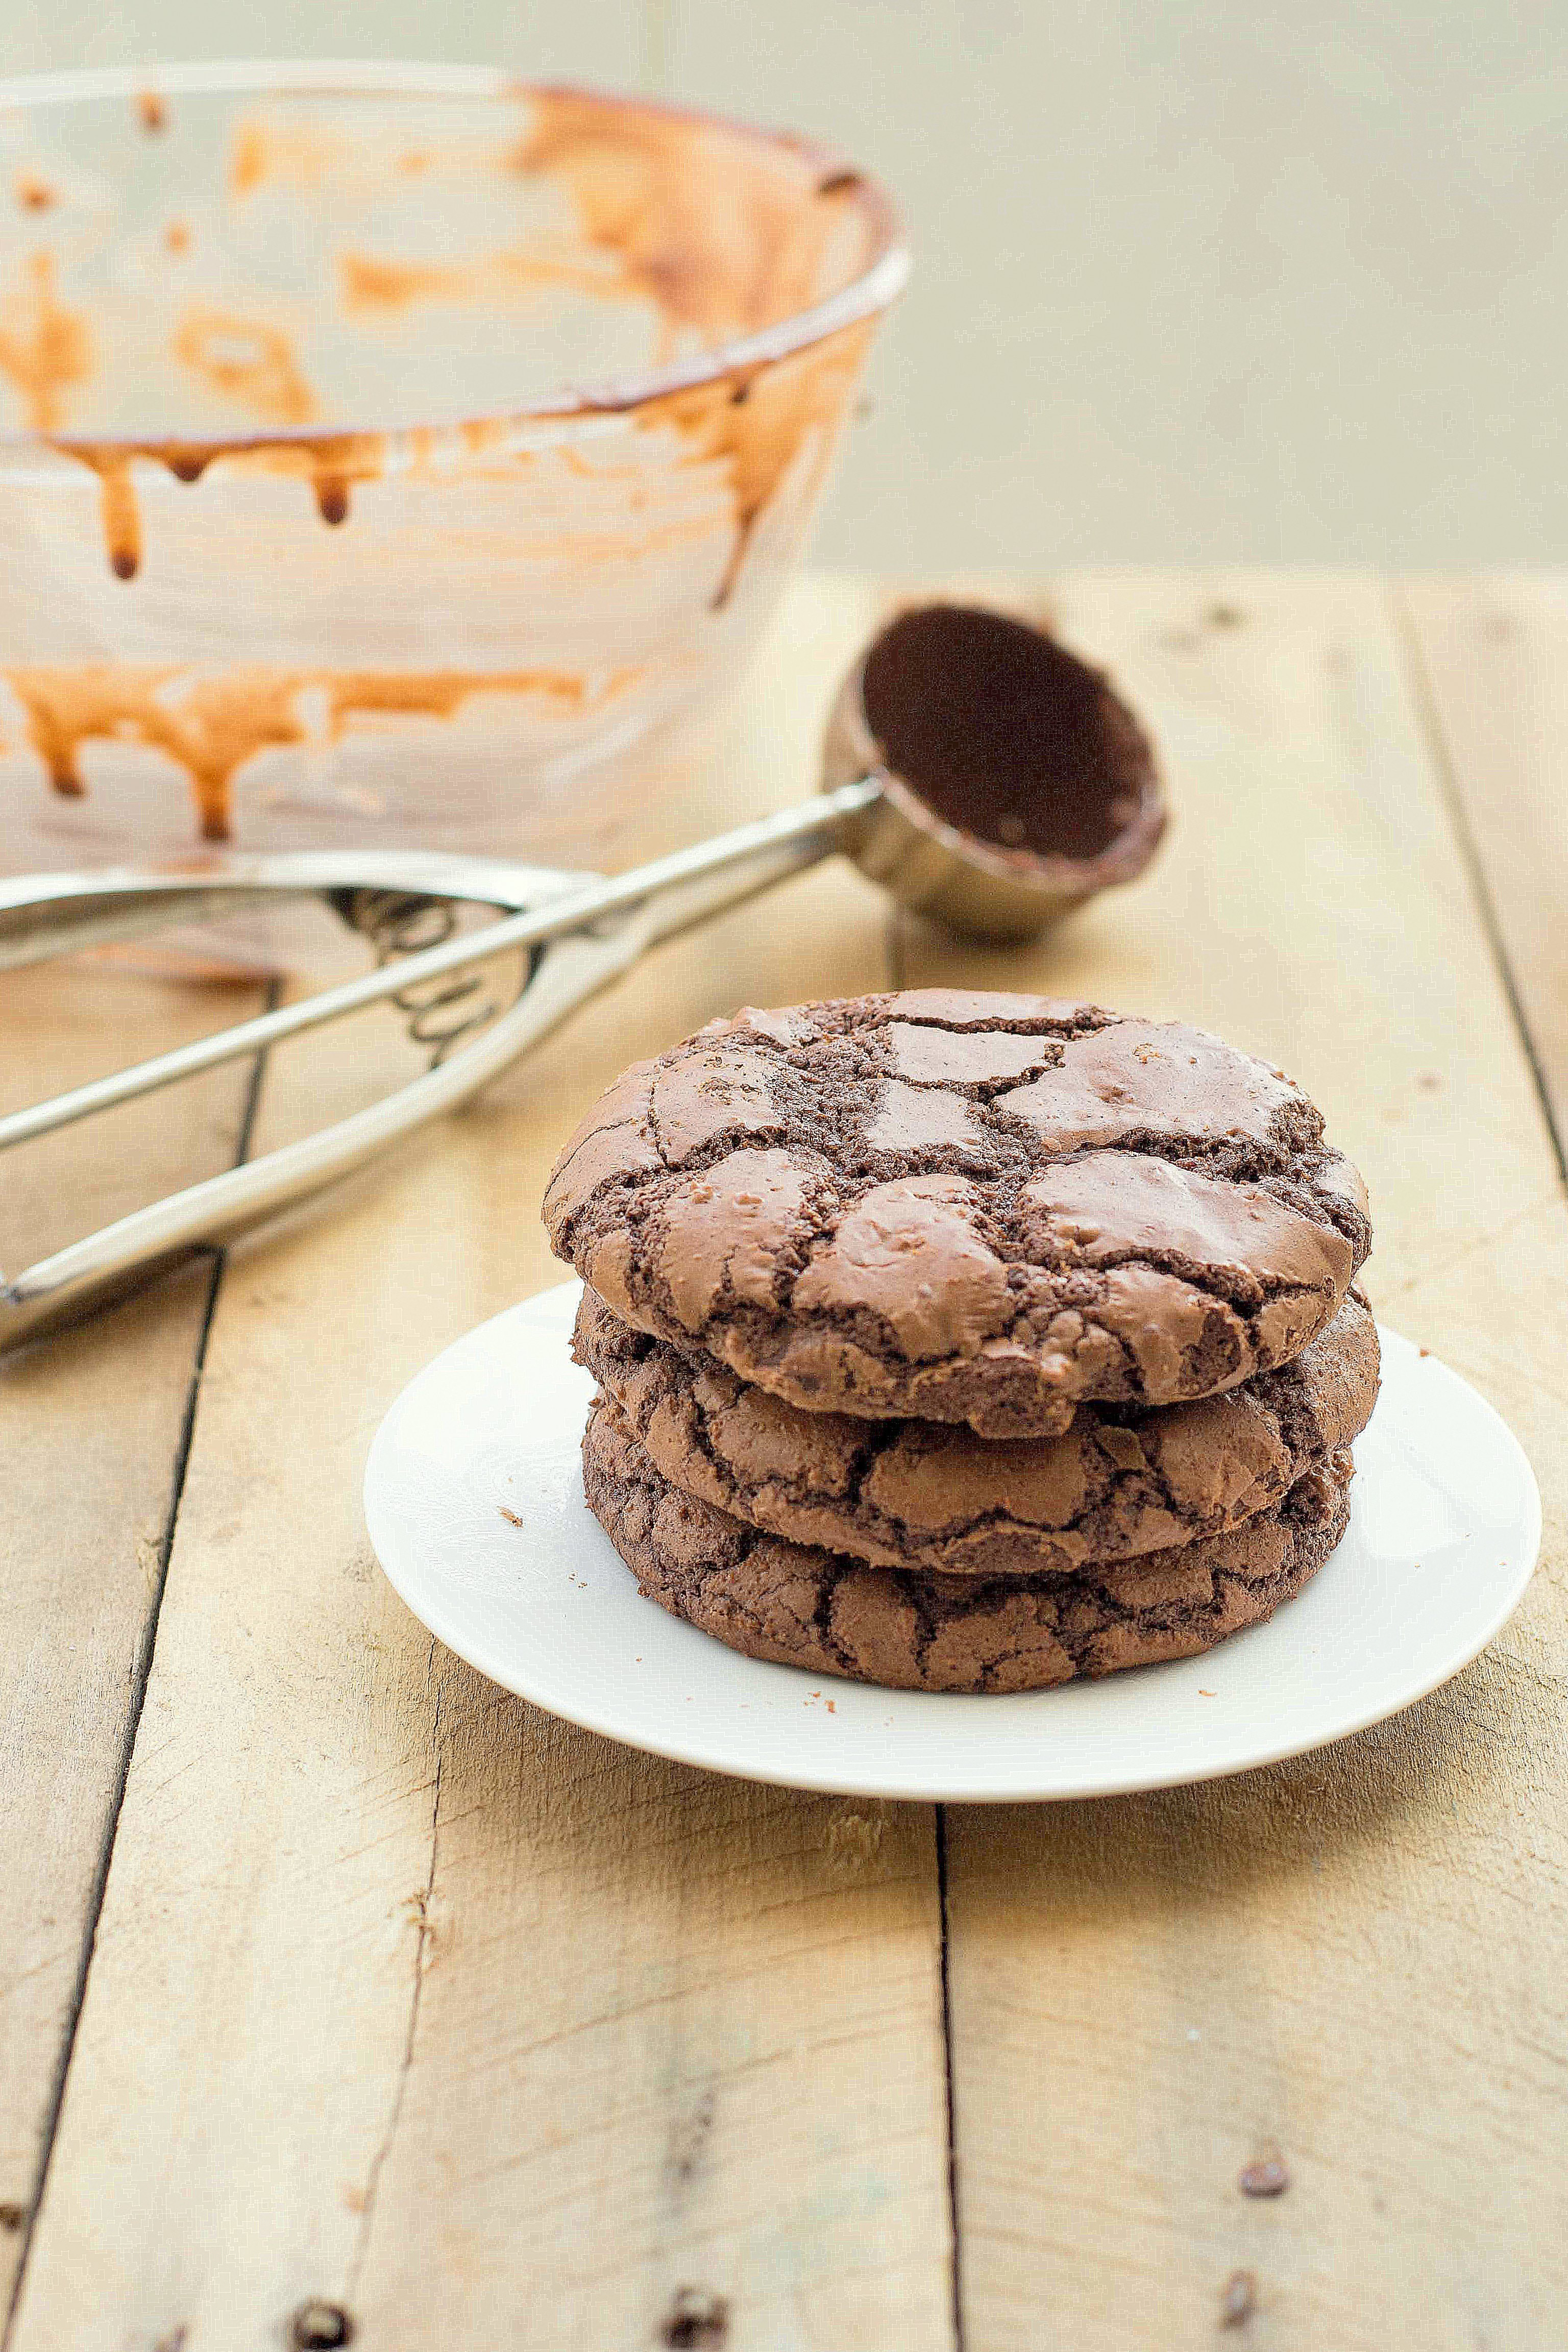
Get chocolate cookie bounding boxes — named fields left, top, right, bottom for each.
left=573, top=1285, right=1379, bottom=1578
left=544, top=992, right=1370, bottom=1437
left=581, top=1393, right=1354, bottom=1693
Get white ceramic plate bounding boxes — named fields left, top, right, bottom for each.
left=363, top=1281, right=1540, bottom=1802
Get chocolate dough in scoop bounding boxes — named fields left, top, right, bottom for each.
left=859, top=603, right=1158, bottom=864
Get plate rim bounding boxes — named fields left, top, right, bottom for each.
left=363, top=1281, right=1543, bottom=1802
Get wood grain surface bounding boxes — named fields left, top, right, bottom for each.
left=0, top=954, right=267, bottom=2318
left=3, top=573, right=1564, bottom=2350
left=898, top=572, right=1568, bottom=2350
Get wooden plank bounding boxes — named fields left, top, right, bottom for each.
left=0, top=953, right=265, bottom=2314
left=1401, top=575, right=1568, bottom=1146
left=892, top=573, right=1568, bottom=2349
left=7, top=578, right=957, bottom=2351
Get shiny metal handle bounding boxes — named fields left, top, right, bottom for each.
left=0, top=780, right=879, bottom=1154
left=0, top=919, right=647, bottom=1349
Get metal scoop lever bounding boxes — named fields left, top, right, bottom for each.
left=0, top=603, right=1166, bottom=1348
left=0, top=787, right=886, bottom=1346
left=0, top=781, right=881, bottom=1154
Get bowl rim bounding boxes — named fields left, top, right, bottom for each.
left=0, top=58, right=912, bottom=459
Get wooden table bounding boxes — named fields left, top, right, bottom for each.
left=3, top=572, right=1564, bottom=2351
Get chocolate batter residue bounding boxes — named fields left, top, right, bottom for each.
left=639, top=320, right=873, bottom=606
left=0, top=253, right=92, bottom=433
left=173, top=308, right=316, bottom=427
left=1, top=87, right=902, bottom=612
left=860, top=605, right=1159, bottom=865
left=4, top=660, right=639, bottom=840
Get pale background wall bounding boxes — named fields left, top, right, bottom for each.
left=7, top=0, right=1561, bottom=570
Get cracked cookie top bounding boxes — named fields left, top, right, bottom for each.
left=582, top=1390, right=1354, bottom=1694
left=574, top=1286, right=1378, bottom=1578
left=544, top=990, right=1371, bottom=1437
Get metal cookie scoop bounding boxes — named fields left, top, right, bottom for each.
left=0, top=603, right=1164, bottom=1346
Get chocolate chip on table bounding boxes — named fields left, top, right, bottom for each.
left=289, top=2301, right=355, bottom=2349
left=659, top=2286, right=730, bottom=2347
left=1238, top=2155, right=1290, bottom=2197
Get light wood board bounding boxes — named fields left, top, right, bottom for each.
left=0, top=951, right=265, bottom=2317
left=896, top=572, right=1568, bottom=2351
left=1401, top=575, right=1568, bottom=1149
left=4, top=572, right=1566, bottom=2349
left=6, top=582, right=957, bottom=2352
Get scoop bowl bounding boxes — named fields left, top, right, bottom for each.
left=825, top=602, right=1167, bottom=940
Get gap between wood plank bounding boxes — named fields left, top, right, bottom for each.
left=889, top=896, right=966, bottom=2352
left=345, top=1650, right=443, bottom=2299
left=1391, top=583, right=1568, bottom=1189
left=1, top=984, right=278, bottom=2349
left=935, top=1808, right=966, bottom=2352
left=0, top=598, right=973, bottom=2347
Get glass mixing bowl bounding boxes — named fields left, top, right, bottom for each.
left=0, top=62, right=907, bottom=870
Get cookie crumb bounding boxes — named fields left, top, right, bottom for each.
left=1238, top=2155, right=1289, bottom=2197
left=498, top=1506, right=523, bottom=1527
left=137, top=89, right=166, bottom=132
left=1220, top=2268, right=1256, bottom=2325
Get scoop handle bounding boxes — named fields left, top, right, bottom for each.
left=626, top=778, right=879, bottom=951
left=0, top=783, right=882, bottom=1153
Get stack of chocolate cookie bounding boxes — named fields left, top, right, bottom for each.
left=543, top=992, right=1377, bottom=1694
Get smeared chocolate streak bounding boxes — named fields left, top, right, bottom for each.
left=5, top=661, right=639, bottom=840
